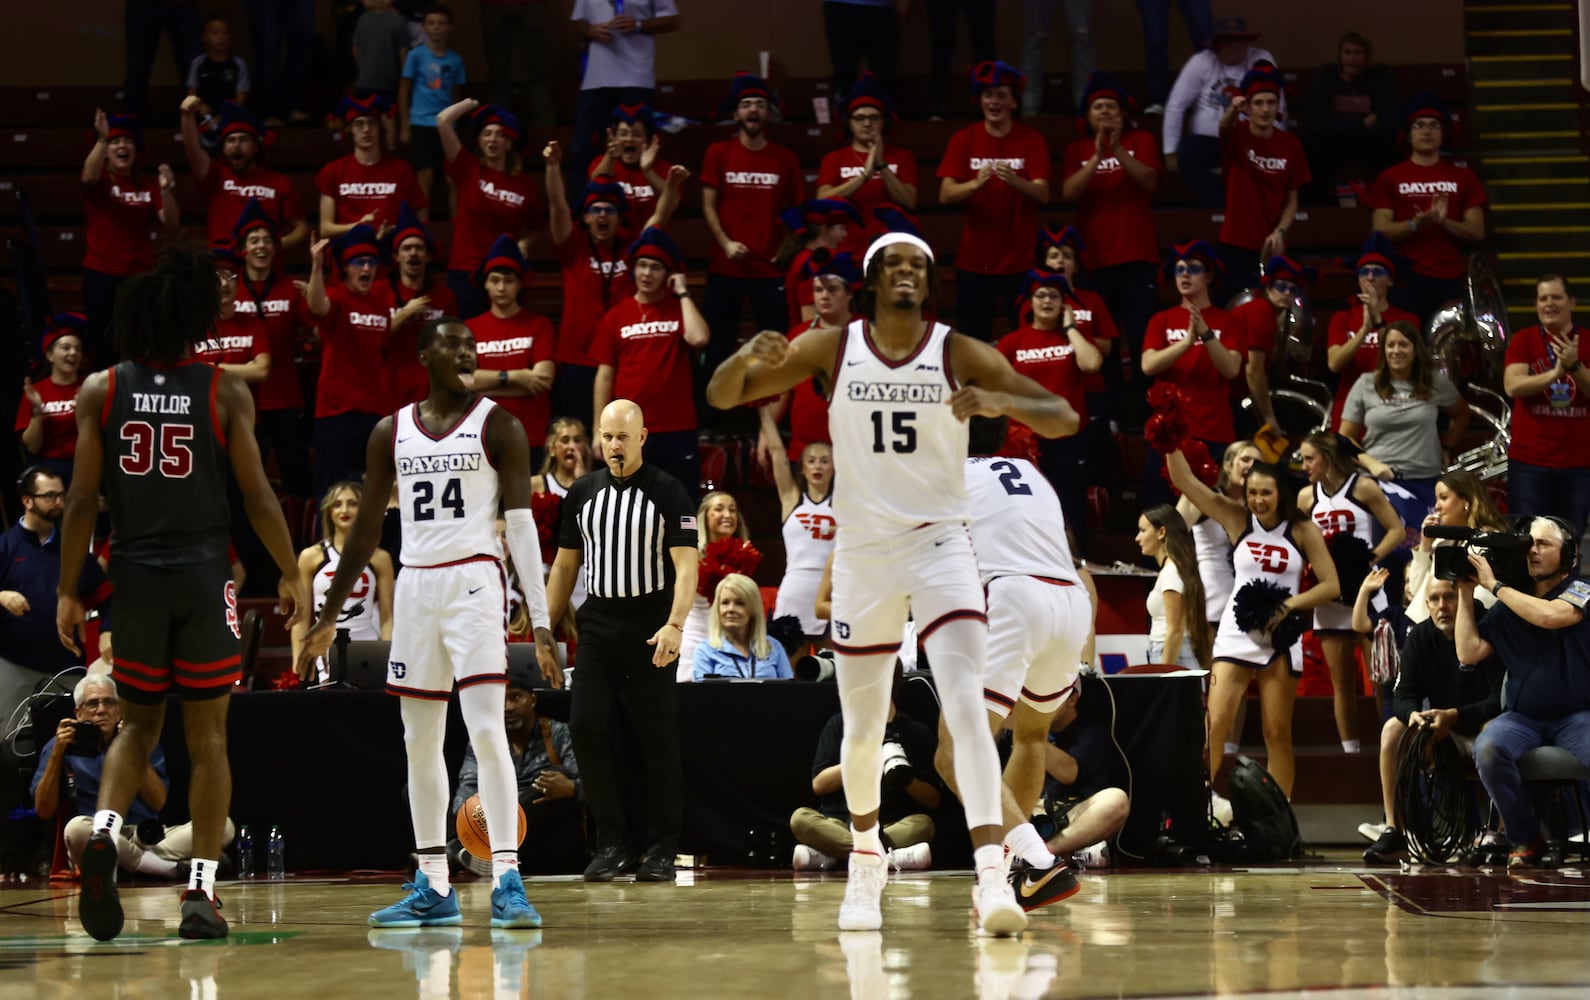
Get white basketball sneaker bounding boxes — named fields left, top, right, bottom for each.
left=792, top=844, right=838, bottom=871
left=972, top=874, right=1029, bottom=937
left=887, top=842, right=932, bottom=871
left=837, top=851, right=886, bottom=931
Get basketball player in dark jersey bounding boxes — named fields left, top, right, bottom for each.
left=55, top=246, right=308, bottom=942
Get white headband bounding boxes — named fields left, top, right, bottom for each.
left=862, top=233, right=936, bottom=275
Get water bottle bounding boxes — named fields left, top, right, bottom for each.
left=266, top=825, right=286, bottom=880
left=236, top=825, right=255, bottom=879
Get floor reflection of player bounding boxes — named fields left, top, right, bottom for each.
left=707, top=231, right=1078, bottom=936
left=301, top=318, right=556, bottom=931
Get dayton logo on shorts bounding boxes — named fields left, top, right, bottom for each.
left=224, top=581, right=240, bottom=639
left=834, top=621, right=851, bottom=640
left=1244, top=541, right=1291, bottom=574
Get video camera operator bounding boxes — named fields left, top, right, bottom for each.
left=1455, top=515, right=1590, bottom=868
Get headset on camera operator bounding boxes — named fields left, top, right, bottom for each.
left=1454, top=515, right=1590, bottom=867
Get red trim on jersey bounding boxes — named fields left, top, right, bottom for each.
left=1021, top=680, right=1074, bottom=704
left=406, top=553, right=502, bottom=570
left=861, top=319, right=935, bottom=369
left=983, top=688, right=1016, bottom=709
left=832, top=640, right=902, bottom=656
left=917, top=608, right=988, bottom=640
left=208, top=367, right=227, bottom=448
left=457, top=673, right=508, bottom=689
left=100, top=368, right=117, bottom=428
left=1033, top=576, right=1076, bottom=588
left=411, top=394, right=487, bottom=442
left=943, top=328, right=959, bottom=391
left=386, top=683, right=452, bottom=701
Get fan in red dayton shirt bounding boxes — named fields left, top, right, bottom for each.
left=1502, top=275, right=1590, bottom=535
left=937, top=60, right=1052, bottom=344
left=700, top=74, right=806, bottom=377
left=588, top=104, right=675, bottom=244
left=80, top=111, right=178, bottom=368
left=1367, top=91, right=1488, bottom=325
left=1218, top=63, right=1308, bottom=294
left=383, top=202, right=458, bottom=413
left=544, top=144, right=688, bottom=433
left=305, top=224, right=397, bottom=495
left=1226, top=254, right=1316, bottom=440
left=1060, top=72, right=1163, bottom=399
left=592, top=226, right=709, bottom=490
left=778, top=199, right=861, bottom=330
left=1142, top=241, right=1245, bottom=504
left=815, top=73, right=919, bottom=259
left=17, top=314, right=88, bottom=486
left=435, top=99, right=547, bottom=319
left=229, top=197, right=314, bottom=499
left=181, top=98, right=309, bottom=253
left=463, top=236, right=557, bottom=462
left=1326, top=234, right=1418, bottom=431
left=193, top=243, right=271, bottom=386
left=996, top=268, right=1103, bottom=528
left=316, top=91, right=428, bottom=238
left=1034, top=225, right=1119, bottom=402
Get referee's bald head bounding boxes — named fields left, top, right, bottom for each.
left=599, top=399, right=648, bottom=476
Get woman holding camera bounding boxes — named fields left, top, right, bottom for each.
left=693, top=573, right=793, bottom=681
left=1167, top=445, right=1341, bottom=798
left=1403, top=469, right=1507, bottom=623
left=1339, top=321, right=1472, bottom=549
left=1297, top=432, right=1406, bottom=753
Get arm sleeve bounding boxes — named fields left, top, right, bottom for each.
left=504, top=508, right=550, bottom=632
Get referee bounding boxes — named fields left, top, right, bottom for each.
left=544, top=399, right=699, bottom=883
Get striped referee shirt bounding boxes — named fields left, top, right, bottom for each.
left=558, top=462, right=698, bottom=599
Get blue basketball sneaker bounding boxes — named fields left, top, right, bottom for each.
left=490, top=870, right=543, bottom=929
left=369, top=872, right=464, bottom=928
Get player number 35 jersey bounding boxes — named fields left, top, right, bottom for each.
left=828, top=319, right=970, bottom=537
left=393, top=398, right=503, bottom=567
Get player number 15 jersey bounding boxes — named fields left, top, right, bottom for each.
left=393, top=398, right=503, bottom=567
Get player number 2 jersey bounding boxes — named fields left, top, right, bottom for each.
left=964, top=456, right=1081, bottom=587
left=393, top=398, right=503, bottom=567
left=828, top=319, right=970, bottom=537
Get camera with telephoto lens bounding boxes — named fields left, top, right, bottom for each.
left=64, top=721, right=103, bottom=757
left=794, top=649, right=836, bottom=682
left=1429, top=524, right=1532, bottom=592
left=880, top=739, right=913, bottom=792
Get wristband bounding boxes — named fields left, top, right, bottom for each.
left=1197, top=331, right=1214, bottom=344
left=665, top=622, right=683, bottom=631
left=498, top=370, right=508, bottom=385
left=674, top=290, right=688, bottom=300
left=1407, top=218, right=1420, bottom=233
left=1491, top=581, right=1507, bottom=596
left=1568, top=361, right=1583, bottom=374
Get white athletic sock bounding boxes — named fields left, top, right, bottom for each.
left=418, top=853, right=452, bottom=896
left=188, top=858, right=218, bottom=900
left=851, top=825, right=883, bottom=857
left=1004, top=823, right=1056, bottom=870
left=134, top=852, right=180, bottom=877
left=1342, top=739, right=1362, bottom=754
left=973, top=844, right=1005, bottom=884
left=492, top=852, right=519, bottom=887
left=93, top=809, right=123, bottom=841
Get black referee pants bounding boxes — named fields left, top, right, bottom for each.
left=569, top=602, right=684, bottom=855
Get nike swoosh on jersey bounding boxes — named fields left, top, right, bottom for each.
left=467, top=586, right=484, bottom=595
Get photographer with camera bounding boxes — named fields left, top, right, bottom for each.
left=1403, top=470, right=1508, bottom=624
left=1456, top=516, right=1590, bottom=868
left=31, top=674, right=232, bottom=877
left=790, top=676, right=940, bottom=872
left=1354, top=570, right=1503, bottom=863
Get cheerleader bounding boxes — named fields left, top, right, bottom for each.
left=769, top=435, right=836, bottom=642
left=291, top=481, right=394, bottom=683
left=1168, top=447, right=1340, bottom=798
left=1297, top=432, right=1405, bottom=753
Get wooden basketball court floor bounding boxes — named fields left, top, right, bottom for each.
left=5, top=858, right=1590, bottom=999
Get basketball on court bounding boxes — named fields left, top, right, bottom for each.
left=455, top=794, right=528, bottom=857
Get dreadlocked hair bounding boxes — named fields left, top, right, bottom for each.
left=112, top=243, right=224, bottom=363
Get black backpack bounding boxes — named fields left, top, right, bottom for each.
left=1227, top=755, right=1302, bottom=861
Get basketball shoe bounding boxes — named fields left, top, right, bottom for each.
left=792, top=845, right=837, bottom=871
left=490, top=871, right=543, bottom=929
left=79, top=831, right=124, bottom=941
left=973, top=874, right=1029, bottom=936
left=837, top=850, right=886, bottom=931
left=369, top=871, right=464, bottom=928
left=1009, top=861, right=1081, bottom=912
left=887, top=842, right=932, bottom=871
left=178, top=889, right=229, bottom=939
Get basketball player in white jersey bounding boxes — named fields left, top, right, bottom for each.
left=1167, top=445, right=1340, bottom=799
left=707, top=232, right=1078, bottom=936
left=300, top=318, right=557, bottom=929
left=932, top=415, right=1091, bottom=912
left=1297, top=432, right=1404, bottom=753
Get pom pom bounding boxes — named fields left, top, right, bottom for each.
left=1146, top=383, right=1186, bottom=417
left=698, top=537, right=763, bottom=598
left=1183, top=439, right=1220, bottom=488
left=1324, top=533, right=1376, bottom=606
left=998, top=421, right=1042, bottom=464
left=767, top=614, right=808, bottom=659
left=1231, top=579, right=1302, bottom=650
left=530, top=491, right=563, bottom=566
left=1144, top=413, right=1187, bottom=454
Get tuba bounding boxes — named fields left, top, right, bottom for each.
left=1426, top=253, right=1511, bottom=385
left=1228, top=261, right=1331, bottom=435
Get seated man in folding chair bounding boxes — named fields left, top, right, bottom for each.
left=1455, top=516, right=1590, bottom=869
